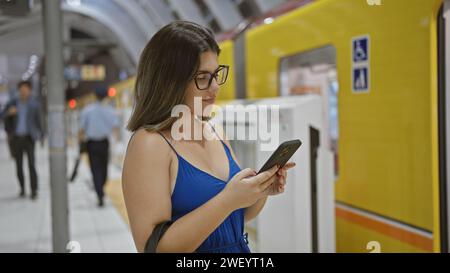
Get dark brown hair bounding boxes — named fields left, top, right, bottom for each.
left=17, top=80, right=32, bottom=89
left=127, top=21, right=221, bottom=132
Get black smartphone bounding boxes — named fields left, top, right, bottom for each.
left=257, top=139, right=302, bottom=174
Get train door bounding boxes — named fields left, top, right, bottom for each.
left=439, top=0, right=450, bottom=253
left=279, top=45, right=338, bottom=252
left=279, top=45, right=339, bottom=179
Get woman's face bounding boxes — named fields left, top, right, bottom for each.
left=184, top=51, right=220, bottom=117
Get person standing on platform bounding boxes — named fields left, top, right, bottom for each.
left=2, top=81, right=43, bottom=200
left=79, top=87, right=120, bottom=207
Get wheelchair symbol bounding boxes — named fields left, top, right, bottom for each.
left=354, top=41, right=366, bottom=61
left=353, top=37, right=368, bottom=63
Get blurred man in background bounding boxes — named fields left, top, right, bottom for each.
left=1, top=81, right=43, bottom=200
left=79, top=87, right=120, bottom=207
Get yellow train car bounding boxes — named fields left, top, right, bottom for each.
left=109, top=76, right=136, bottom=109
left=243, top=0, right=447, bottom=252
left=217, top=40, right=237, bottom=102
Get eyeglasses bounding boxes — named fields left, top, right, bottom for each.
left=194, top=65, right=229, bottom=90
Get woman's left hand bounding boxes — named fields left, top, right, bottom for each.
left=266, top=162, right=296, bottom=196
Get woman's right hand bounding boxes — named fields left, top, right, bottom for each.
left=221, top=165, right=279, bottom=210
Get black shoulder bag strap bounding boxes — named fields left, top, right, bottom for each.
left=144, top=221, right=173, bottom=253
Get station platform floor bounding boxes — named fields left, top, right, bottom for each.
left=0, top=133, right=135, bottom=253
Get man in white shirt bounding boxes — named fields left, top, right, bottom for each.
left=79, top=87, right=120, bottom=207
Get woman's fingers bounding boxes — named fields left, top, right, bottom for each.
left=277, top=162, right=295, bottom=185
left=236, top=168, right=257, bottom=181
left=277, top=162, right=296, bottom=175
left=276, top=170, right=286, bottom=185
left=264, top=181, right=285, bottom=196
left=282, top=162, right=296, bottom=170
left=250, top=165, right=278, bottom=184
left=278, top=181, right=286, bottom=193
left=263, top=182, right=277, bottom=196
left=260, top=174, right=278, bottom=190
left=280, top=175, right=286, bottom=186
left=253, top=163, right=296, bottom=195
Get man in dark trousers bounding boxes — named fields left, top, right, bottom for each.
left=79, top=87, right=120, bottom=207
left=2, top=81, right=43, bottom=199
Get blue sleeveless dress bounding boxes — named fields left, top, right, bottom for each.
left=159, top=133, right=251, bottom=253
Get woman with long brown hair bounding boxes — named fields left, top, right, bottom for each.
left=122, top=21, right=295, bottom=253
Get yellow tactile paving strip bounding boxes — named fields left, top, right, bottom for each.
left=105, top=179, right=130, bottom=226
left=79, top=148, right=130, bottom=226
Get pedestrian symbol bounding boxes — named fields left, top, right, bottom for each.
left=353, top=67, right=369, bottom=92
left=352, top=36, right=369, bottom=63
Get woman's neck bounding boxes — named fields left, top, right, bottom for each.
left=171, top=114, right=217, bottom=143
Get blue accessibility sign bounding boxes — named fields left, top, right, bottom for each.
left=353, top=67, right=369, bottom=92
left=352, top=36, right=369, bottom=63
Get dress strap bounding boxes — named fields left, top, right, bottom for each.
left=207, top=122, right=234, bottom=158
left=157, top=131, right=179, bottom=156
left=207, top=122, right=224, bottom=143
left=124, top=131, right=137, bottom=155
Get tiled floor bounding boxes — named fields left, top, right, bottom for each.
left=0, top=136, right=135, bottom=253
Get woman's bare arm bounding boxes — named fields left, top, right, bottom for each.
left=122, top=130, right=237, bottom=252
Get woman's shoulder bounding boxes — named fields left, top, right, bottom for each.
left=125, top=128, right=173, bottom=162
left=122, top=128, right=174, bottom=210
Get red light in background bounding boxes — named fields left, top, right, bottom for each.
left=69, top=99, right=77, bottom=109
left=108, top=87, right=117, bottom=97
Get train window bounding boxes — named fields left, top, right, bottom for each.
left=279, top=45, right=339, bottom=178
